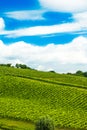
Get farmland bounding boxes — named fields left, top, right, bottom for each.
left=0, top=66, right=87, bottom=129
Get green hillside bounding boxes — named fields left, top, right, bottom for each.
left=0, top=66, right=87, bottom=129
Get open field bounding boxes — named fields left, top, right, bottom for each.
left=0, top=66, right=87, bottom=129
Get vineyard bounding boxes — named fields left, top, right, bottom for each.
left=0, top=66, right=87, bottom=129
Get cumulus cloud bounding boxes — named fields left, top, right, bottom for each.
left=39, top=0, right=87, bottom=13
left=5, top=10, right=45, bottom=20
left=0, top=36, right=87, bottom=73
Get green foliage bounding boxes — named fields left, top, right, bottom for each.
left=35, top=117, right=54, bottom=130
left=0, top=63, right=11, bottom=67
left=0, top=118, right=35, bottom=130
left=0, top=66, right=87, bottom=129
left=49, top=71, right=56, bottom=73
left=83, top=71, right=87, bottom=77
left=15, top=63, right=20, bottom=68
left=75, top=70, right=83, bottom=76
left=70, top=70, right=87, bottom=78
left=15, top=63, right=30, bottom=69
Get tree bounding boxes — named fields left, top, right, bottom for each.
left=83, top=72, right=87, bottom=77
left=49, top=70, right=56, bottom=73
left=35, top=117, right=54, bottom=130
left=75, top=70, right=83, bottom=76
left=6, top=63, right=11, bottom=67
left=15, top=63, right=30, bottom=69
left=0, top=63, right=11, bottom=67
left=67, top=72, right=72, bottom=75
left=15, top=63, right=20, bottom=68
left=19, top=64, right=27, bottom=69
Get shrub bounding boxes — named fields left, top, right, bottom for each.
left=35, top=117, right=54, bottom=130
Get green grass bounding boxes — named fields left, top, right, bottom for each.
left=0, top=117, right=35, bottom=130
left=0, top=117, right=84, bottom=130
left=0, top=118, right=76, bottom=130
left=0, top=66, right=87, bottom=89
left=0, top=66, right=87, bottom=129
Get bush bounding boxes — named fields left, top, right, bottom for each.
left=75, top=70, right=83, bottom=76
left=35, top=117, right=54, bottom=130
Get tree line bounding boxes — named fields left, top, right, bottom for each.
left=67, top=70, right=87, bottom=77
left=0, top=63, right=31, bottom=69
left=0, top=63, right=87, bottom=78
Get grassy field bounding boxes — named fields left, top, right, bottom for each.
left=0, top=66, right=87, bottom=129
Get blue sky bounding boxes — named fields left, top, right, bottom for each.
left=0, top=0, right=87, bottom=73
left=0, top=0, right=74, bottom=45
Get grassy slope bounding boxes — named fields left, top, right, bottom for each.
left=0, top=66, right=87, bottom=129
left=0, top=66, right=87, bottom=88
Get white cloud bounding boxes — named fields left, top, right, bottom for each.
left=2, top=10, right=86, bottom=38
left=0, top=36, right=87, bottom=73
left=5, top=10, right=45, bottom=20
left=0, top=9, right=87, bottom=38
left=73, top=12, right=87, bottom=29
left=5, top=20, right=87, bottom=38
left=5, top=23, right=79, bottom=37
left=39, top=0, right=87, bottom=13
left=0, top=18, right=5, bottom=30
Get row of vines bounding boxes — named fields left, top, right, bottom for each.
left=0, top=74, right=87, bottom=129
